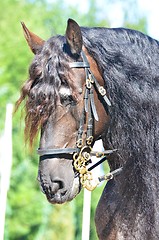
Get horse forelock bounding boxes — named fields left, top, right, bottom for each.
left=17, top=35, right=76, bottom=147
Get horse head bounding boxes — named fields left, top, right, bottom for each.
left=19, top=19, right=110, bottom=204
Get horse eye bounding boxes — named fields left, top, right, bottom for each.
left=68, top=95, right=76, bottom=105
left=61, top=94, right=76, bottom=106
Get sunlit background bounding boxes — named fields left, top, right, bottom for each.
left=0, top=0, right=159, bottom=239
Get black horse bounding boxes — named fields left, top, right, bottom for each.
left=17, top=19, right=159, bottom=239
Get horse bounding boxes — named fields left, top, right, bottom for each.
left=16, top=19, right=159, bottom=239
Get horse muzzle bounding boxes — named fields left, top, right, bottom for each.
left=37, top=158, right=81, bottom=204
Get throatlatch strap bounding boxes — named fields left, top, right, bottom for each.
left=89, top=71, right=111, bottom=107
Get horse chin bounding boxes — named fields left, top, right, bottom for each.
left=45, top=177, right=81, bottom=204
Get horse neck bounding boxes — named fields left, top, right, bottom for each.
left=97, top=138, right=159, bottom=239
left=96, top=160, right=159, bottom=239
left=86, top=26, right=159, bottom=238
left=100, top=103, right=159, bottom=238
left=103, top=129, right=159, bottom=205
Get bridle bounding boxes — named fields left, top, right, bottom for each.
left=37, top=50, right=122, bottom=191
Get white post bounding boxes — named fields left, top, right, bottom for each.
left=0, top=104, right=13, bottom=240
left=81, top=139, right=103, bottom=240
left=82, top=189, right=91, bottom=240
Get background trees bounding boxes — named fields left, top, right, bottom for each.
left=0, top=0, right=147, bottom=239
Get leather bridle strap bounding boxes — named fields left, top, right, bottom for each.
left=37, top=147, right=79, bottom=156
left=38, top=148, right=117, bottom=158
left=69, top=51, right=90, bottom=68
left=70, top=51, right=111, bottom=108
left=98, top=167, right=123, bottom=182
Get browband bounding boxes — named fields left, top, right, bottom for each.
left=69, top=62, right=90, bottom=68
left=69, top=51, right=90, bottom=68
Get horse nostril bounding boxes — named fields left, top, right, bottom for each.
left=50, top=179, right=65, bottom=194
left=53, top=180, right=64, bottom=190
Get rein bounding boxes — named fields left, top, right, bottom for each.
left=37, top=50, right=122, bottom=191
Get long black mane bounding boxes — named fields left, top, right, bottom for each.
left=82, top=26, right=159, bottom=164
left=82, top=27, right=159, bottom=238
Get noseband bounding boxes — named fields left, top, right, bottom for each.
left=37, top=50, right=122, bottom=190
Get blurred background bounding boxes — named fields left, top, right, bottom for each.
left=0, top=0, right=159, bottom=239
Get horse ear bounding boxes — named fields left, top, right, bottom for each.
left=21, top=22, right=45, bottom=54
left=66, top=19, right=83, bottom=55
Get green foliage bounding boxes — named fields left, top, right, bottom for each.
left=0, top=0, right=148, bottom=239
left=124, top=17, right=148, bottom=34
